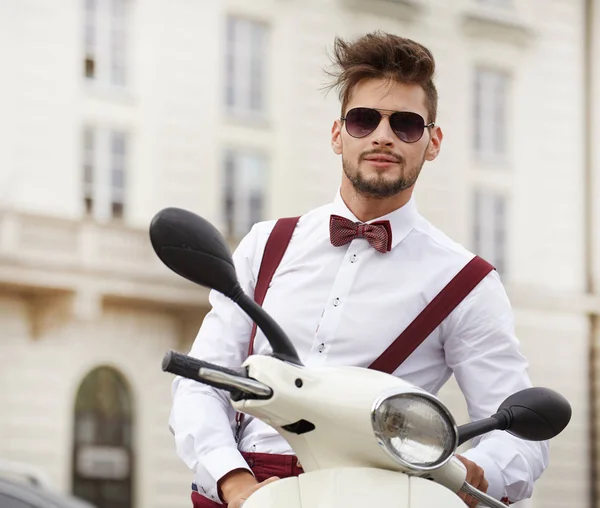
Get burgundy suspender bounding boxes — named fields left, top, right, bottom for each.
left=368, top=255, right=494, bottom=373
left=246, top=217, right=301, bottom=358
left=235, top=217, right=300, bottom=440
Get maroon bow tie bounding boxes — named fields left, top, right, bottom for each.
left=329, top=214, right=392, bottom=253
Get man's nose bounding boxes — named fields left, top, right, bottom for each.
left=371, top=116, right=396, bottom=147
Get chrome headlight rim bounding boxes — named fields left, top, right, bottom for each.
left=371, top=388, right=459, bottom=472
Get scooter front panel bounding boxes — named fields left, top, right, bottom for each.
left=243, top=468, right=463, bottom=508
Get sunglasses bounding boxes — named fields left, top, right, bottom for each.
left=341, top=107, right=434, bottom=143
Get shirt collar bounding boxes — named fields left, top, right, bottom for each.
left=330, top=188, right=418, bottom=250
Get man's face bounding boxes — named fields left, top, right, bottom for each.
left=331, top=78, right=443, bottom=199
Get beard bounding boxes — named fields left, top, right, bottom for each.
left=342, top=150, right=427, bottom=199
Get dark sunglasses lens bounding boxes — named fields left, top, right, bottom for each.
left=390, top=112, right=426, bottom=143
left=345, top=108, right=381, bottom=138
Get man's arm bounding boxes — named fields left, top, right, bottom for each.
left=442, top=268, right=549, bottom=503
left=168, top=223, right=272, bottom=502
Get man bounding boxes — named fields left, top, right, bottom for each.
left=169, top=32, right=548, bottom=508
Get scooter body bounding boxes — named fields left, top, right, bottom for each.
left=235, top=355, right=468, bottom=507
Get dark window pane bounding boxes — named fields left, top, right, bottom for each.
left=84, top=164, right=94, bottom=185
left=222, top=151, right=266, bottom=239
left=110, top=131, right=127, bottom=219
left=494, top=195, right=506, bottom=275
left=494, top=75, right=507, bottom=154
left=473, top=71, right=481, bottom=153
left=112, top=169, right=124, bottom=189
left=85, top=58, right=96, bottom=79
left=226, top=17, right=268, bottom=115
left=474, top=68, right=509, bottom=158
left=110, top=0, right=127, bottom=86
left=84, top=0, right=96, bottom=79
left=473, top=191, right=481, bottom=252
left=74, top=368, right=132, bottom=422
left=83, top=128, right=95, bottom=210
left=225, top=17, right=237, bottom=108
left=249, top=24, right=265, bottom=111
left=224, top=152, right=235, bottom=238
left=72, top=367, right=133, bottom=508
left=249, top=192, right=263, bottom=227
left=84, top=197, right=94, bottom=216
left=111, top=132, right=126, bottom=155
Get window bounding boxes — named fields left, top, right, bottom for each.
left=82, top=127, right=128, bottom=221
left=223, top=150, right=267, bottom=239
left=225, top=17, right=269, bottom=117
left=83, top=127, right=95, bottom=215
left=72, top=367, right=133, bottom=508
left=474, top=68, right=510, bottom=160
left=473, top=189, right=507, bottom=276
left=110, top=132, right=126, bottom=219
left=84, top=0, right=130, bottom=87
left=84, top=0, right=96, bottom=79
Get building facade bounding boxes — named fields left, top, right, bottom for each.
left=0, top=0, right=598, bottom=507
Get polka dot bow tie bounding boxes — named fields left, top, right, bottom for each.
left=329, top=214, right=392, bottom=253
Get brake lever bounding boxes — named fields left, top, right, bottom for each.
left=199, top=367, right=272, bottom=401
left=460, top=482, right=507, bottom=508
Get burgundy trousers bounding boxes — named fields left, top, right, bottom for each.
left=191, top=452, right=304, bottom=507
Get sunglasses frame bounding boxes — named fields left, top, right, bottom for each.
left=341, top=107, right=435, bottom=143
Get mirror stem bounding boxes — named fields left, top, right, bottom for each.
left=231, top=285, right=303, bottom=366
left=457, top=411, right=510, bottom=446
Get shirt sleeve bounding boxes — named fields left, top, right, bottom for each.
left=442, top=268, right=549, bottom=503
left=168, top=223, right=268, bottom=502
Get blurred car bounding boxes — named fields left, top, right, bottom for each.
left=0, top=460, right=96, bottom=508
left=0, top=477, right=96, bottom=508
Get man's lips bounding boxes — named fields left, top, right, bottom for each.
left=363, top=154, right=400, bottom=164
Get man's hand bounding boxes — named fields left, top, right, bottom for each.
left=456, top=455, right=489, bottom=508
left=219, top=469, right=280, bottom=508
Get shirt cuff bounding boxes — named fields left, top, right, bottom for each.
left=460, top=447, right=506, bottom=501
left=200, top=447, right=255, bottom=497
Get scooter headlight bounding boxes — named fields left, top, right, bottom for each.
left=371, top=391, right=458, bottom=471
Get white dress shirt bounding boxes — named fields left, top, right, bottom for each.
left=169, top=191, right=548, bottom=503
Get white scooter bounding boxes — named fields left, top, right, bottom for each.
left=150, top=208, right=572, bottom=508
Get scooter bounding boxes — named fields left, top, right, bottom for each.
left=150, top=207, right=572, bottom=508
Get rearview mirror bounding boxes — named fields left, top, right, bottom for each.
left=497, top=387, right=571, bottom=441
left=149, top=207, right=303, bottom=365
left=149, top=207, right=240, bottom=297
left=457, top=386, right=572, bottom=446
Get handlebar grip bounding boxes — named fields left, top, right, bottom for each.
left=161, top=350, right=242, bottom=380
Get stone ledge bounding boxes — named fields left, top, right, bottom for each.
left=0, top=263, right=209, bottom=340
left=461, top=4, right=536, bottom=47
left=506, top=284, right=600, bottom=316
left=340, top=0, right=424, bottom=22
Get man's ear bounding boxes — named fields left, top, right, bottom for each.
left=331, top=119, right=343, bottom=155
left=425, top=125, right=443, bottom=161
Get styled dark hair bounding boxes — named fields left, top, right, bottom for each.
left=325, top=31, right=438, bottom=123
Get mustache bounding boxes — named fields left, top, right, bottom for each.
left=359, top=150, right=405, bottom=164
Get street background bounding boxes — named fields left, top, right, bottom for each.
left=0, top=1, right=599, bottom=507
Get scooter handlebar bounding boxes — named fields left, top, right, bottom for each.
left=162, top=350, right=241, bottom=380
left=428, top=458, right=507, bottom=508
left=161, top=350, right=273, bottom=400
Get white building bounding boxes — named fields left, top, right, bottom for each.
left=0, top=0, right=598, bottom=507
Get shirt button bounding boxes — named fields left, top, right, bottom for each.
left=350, top=254, right=358, bottom=263
left=318, top=343, right=325, bottom=353
left=333, top=297, right=340, bottom=306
